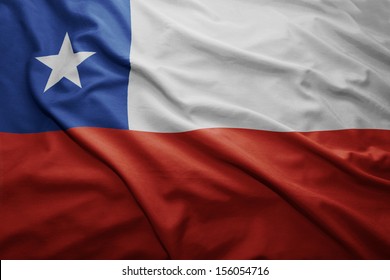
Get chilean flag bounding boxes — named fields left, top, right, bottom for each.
left=0, top=0, right=389, bottom=259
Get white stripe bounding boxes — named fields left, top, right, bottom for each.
left=128, top=0, right=390, bottom=132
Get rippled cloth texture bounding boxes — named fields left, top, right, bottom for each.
left=1, top=128, right=389, bottom=259
left=1, top=0, right=390, bottom=259
left=0, top=0, right=131, bottom=132
left=129, top=0, right=390, bottom=132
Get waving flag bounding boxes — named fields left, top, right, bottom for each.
left=1, top=0, right=389, bottom=259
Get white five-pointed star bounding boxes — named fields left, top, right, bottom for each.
left=36, top=33, right=95, bottom=92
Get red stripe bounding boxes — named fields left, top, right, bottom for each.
left=0, top=131, right=167, bottom=259
left=1, top=128, right=389, bottom=259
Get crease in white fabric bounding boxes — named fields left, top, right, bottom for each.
left=128, top=0, right=390, bottom=132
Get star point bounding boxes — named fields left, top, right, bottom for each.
left=36, top=33, right=95, bottom=92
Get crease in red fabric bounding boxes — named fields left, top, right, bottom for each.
left=1, top=128, right=389, bottom=259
